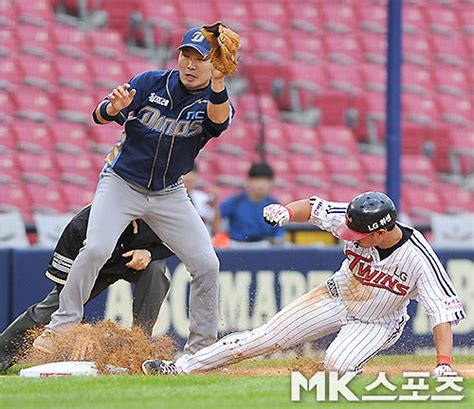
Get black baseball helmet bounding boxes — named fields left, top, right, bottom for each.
left=336, top=191, right=397, bottom=241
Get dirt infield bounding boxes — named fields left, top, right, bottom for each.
left=215, top=362, right=474, bottom=378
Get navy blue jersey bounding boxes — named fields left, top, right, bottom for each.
left=97, top=70, right=234, bottom=191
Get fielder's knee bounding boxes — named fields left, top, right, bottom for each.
left=191, top=251, right=220, bottom=278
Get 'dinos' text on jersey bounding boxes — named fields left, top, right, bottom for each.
left=345, top=250, right=410, bottom=296
left=137, top=106, right=204, bottom=137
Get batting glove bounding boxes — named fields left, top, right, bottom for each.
left=432, top=363, right=457, bottom=378
left=263, top=204, right=292, bottom=227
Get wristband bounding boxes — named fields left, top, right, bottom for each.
left=436, top=355, right=452, bottom=365
left=209, top=87, right=228, bottom=105
left=285, top=206, right=294, bottom=221
left=100, top=101, right=120, bottom=121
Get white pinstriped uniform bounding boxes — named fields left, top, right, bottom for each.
left=175, top=197, right=466, bottom=374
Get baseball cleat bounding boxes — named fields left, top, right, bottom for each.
left=32, top=329, right=57, bottom=354
left=142, top=359, right=179, bottom=376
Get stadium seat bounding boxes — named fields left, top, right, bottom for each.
left=436, top=94, right=472, bottom=127
left=431, top=33, right=468, bottom=67
left=249, top=31, right=290, bottom=61
left=316, top=91, right=356, bottom=126
left=26, top=182, right=68, bottom=214
left=216, top=123, right=260, bottom=155
left=320, top=3, right=357, bottom=33
left=55, top=56, right=91, bottom=89
left=214, top=1, right=251, bottom=31
left=458, top=6, right=474, bottom=34
left=402, top=184, right=445, bottom=223
left=328, top=184, right=361, bottom=202
left=0, top=28, right=16, bottom=57
left=426, top=7, right=460, bottom=36
left=0, top=123, right=14, bottom=153
left=288, top=154, right=327, bottom=178
left=357, top=4, right=387, bottom=34
left=359, top=32, right=386, bottom=64
left=262, top=122, right=288, bottom=156
left=359, top=153, right=386, bottom=184
left=285, top=123, right=319, bottom=156
left=51, top=121, right=90, bottom=154
left=13, top=121, right=52, bottom=154
left=325, top=35, right=361, bottom=65
left=249, top=2, right=289, bottom=31
left=52, top=24, right=90, bottom=58
left=18, top=55, right=56, bottom=90
left=88, top=29, right=127, bottom=59
left=13, top=86, right=55, bottom=122
left=56, top=89, right=95, bottom=123
left=16, top=26, right=54, bottom=57
left=318, top=126, right=358, bottom=156
left=0, top=57, right=21, bottom=89
left=138, top=0, right=180, bottom=31
left=0, top=153, right=20, bottom=184
left=288, top=2, right=322, bottom=33
left=287, top=31, right=325, bottom=63
left=214, top=154, right=253, bottom=186
left=0, top=210, right=29, bottom=247
left=326, top=63, right=363, bottom=94
left=402, top=65, right=434, bottom=95
left=359, top=64, right=386, bottom=93
left=61, top=183, right=95, bottom=212
left=125, top=58, right=156, bottom=79
left=15, top=0, right=54, bottom=26
left=89, top=57, right=128, bottom=88
left=0, top=184, right=31, bottom=218
left=437, top=182, right=474, bottom=213
left=16, top=151, right=57, bottom=179
left=0, top=3, right=15, bottom=27
left=56, top=151, right=97, bottom=186
left=401, top=154, right=437, bottom=185
left=402, top=94, right=439, bottom=125
left=449, top=129, right=474, bottom=176
left=178, top=0, right=218, bottom=27
left=0, top=89, right=15, bottom=121
left=324, top=153, right=361, bottom=175
left=432, top=66, right=469, bottom=96
left=403, top=4, right=428, bottom=36
left=91, top=124, right=124, bottom=154
left=403, top=34, right=432, bottom=66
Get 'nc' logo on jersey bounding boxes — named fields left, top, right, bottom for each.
left=345, top=250, right=410, bottom=296
left=186, top=111, right=205, bottom=120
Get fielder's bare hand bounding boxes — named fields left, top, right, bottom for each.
left=123, top=249, right=152, bottom=271
left=107, top=83, right=136, bottom=116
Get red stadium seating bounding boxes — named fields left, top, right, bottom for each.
left=320, top=3, right=357, bottom=34
left=432, top=66, right=469, bottom=96
left=0, top=57, right=21, bottom=89
left=18, top=55, right=56, bottom=90
left=325, top=35, right=361, bottom=65
left=287, top=31, right=325, bottom=63
left=426, top=7, right=460, bottom=36
left=288, top=2, right=322, bottom=33
left=88, top=29, right=127, bottom=59
left=249, top=2, right=289, bottom=31
left=402, top=185, right=445, bottom=223
left=15, top=0, right=54, bottom=26
left=437, top=182, right=474, bottom=213
left=318, top=126, right=358, bottom=156
left=52, top=24, right=90, bottom=58
left=401, top=154, right=437, bottom=185
left=0, top=184, right=31, bottom=217
left=357, top=4, right=387, bottom=34
left=13, top=86, right=56, bottom=122
left=54, top=56, right=91, bottom=89
left=403, top=4, right=428, bottom=36
left=359, top=32, right=386, bottom=64
left=431, top=33, right=468, bottom=67
left=436, top=94, right=472, bottom=127
left=16, top=26, right=54, bottom=57
left=215, top=1, right=251, bottom=31
left=26, top=182, right=68, bottom=214
left=178, top=0, right=219, bottom=27
left=285, top=123, right=319, bottom=156
left=89, top=57, right=128, bottom=88
left=0, top=123, right=15, bottom=152
left=61, top=183, right=95, bottom=212
left=56, top=89, right=95, bottom=123
left=13, top=121, right=52, bottom=154
left=0, top=28, right=17, bottom=57
left=51, top=121, right=90, bottom=154
left=402, top=65, right=434, bottom=95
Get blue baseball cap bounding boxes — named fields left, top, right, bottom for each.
left=177, top=26, right=212, bottom=57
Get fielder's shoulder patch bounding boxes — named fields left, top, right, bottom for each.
left=442, top=296, right=464, bottom=313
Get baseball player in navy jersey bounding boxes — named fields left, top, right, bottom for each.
left=142, top=192, right=465, bottom=377
left=34, top=26, right=234, bottom=354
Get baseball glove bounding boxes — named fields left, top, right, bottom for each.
left=201, top=22, right=240, bottom=76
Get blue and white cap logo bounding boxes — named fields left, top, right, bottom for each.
left=177, top=26, right=212, bottom=56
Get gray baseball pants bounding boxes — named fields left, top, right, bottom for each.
left=48, top=170, right=220, bottom=354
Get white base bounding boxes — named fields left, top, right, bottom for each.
left=20, top=361, right=98, bottom=378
